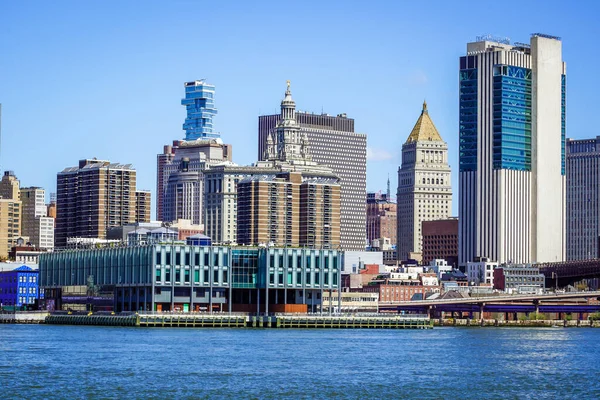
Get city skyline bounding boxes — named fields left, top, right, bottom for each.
left=1, top=2, right=599, bottom=219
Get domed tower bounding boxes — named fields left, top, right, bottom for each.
left=265, top=81, right=310, bottom=162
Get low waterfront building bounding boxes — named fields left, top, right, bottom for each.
left=8, top=245, right=45, bottom=264
left=493, top=264, right=545, bottom=293
left=39, top=245, right=341, bottom=313
left=321, top=291, right=378, bottom=312
left=0, top=265, right=42, bottom=308
left=466, top=259, right=499, bottom=286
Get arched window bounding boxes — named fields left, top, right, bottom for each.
left=422, top=178, right=425, bottom=184
left=436, top=179, right=439, bottom=184
left=427, top=178, right=430, bottom=184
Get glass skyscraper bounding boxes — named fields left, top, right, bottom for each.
left=181, top=80, right=219, bottom=140
left=459, top=34, right=566, bottom=265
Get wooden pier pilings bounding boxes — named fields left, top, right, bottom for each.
left=41, top=313, right=432, bottom=329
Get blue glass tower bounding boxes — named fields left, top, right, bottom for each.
left=458, top=35, right=566, bottom=266
left=181, top=80, right=219, bottom=140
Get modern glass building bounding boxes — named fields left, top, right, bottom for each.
left=459, top=34, right=566, bottom=265
left=181, top=80, right=219, bottom=140
left=39, top=245, right=341, bottom=313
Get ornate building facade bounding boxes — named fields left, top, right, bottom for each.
left=397, top=102, right=452, bottom=261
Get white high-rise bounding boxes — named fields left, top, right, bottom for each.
left=397, top=102, right=452, bottom=261
left=458, top=34, right=566, bottom=265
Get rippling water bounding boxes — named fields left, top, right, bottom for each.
left=1, top=325, right=600, bottom=398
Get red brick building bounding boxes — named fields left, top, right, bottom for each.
left=422, top=218, right=458, bottom=266
left=366, top=193, right=397, bottom=245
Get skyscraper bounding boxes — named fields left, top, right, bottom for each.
left=55, top=159, right=145, bottom=248
left=258, top=89, right=367, bottom=250
left=458, top=34, right=566, bottom=265
left=397, top=102, right=452, bottom=261
left=0, top=171, right=21, bottom=258
left=565, top=137, right=600, bottom=260
left=157, top=81, right=232, bottom=224
left=181, top=80, right=219, bottom=140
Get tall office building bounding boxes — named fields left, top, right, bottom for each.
left=459, top=34, right=566, bottom=265
left=20, top=187, right=54, bottom=250
left=241, top=82, right=342, bottom=248
left=55, top=159, right=145, bottom=248
left=258, top=87, right=366, bottom=250
left=565, top=137, right=600, bottom=260
left=0, top=171, right=21, bottom=258
left=0, top=170, right=20, bottom=200
left=157, top=81, right=232, bottom=223
left=366, top=190, right=397, bottom=245
left=397, top=102, right=452, bottom=261
left=181, top=80, right=219, bottom=140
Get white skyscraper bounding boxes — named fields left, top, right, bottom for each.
left=397, top=102, right=452, bottom=261
left=458, top=34, right=566, bottom=265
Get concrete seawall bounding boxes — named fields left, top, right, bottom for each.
left=434, top=318, right=600, bottom=328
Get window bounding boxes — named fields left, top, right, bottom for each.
left=184, top=269, right=190, bottom=283
left=204, top=270, right=209, bottom=284
left=165, top=268, right=171, bottom=282
left=213, top=269, right=219, bottom=283
left=155, top=268, right=161, bottom=283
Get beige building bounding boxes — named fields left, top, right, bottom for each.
left=236, top=82, right=341, bottom=249
left=135, top=190, right=151, bottom=224
left=20, top=187, right=54, bottom=250
left=0, top=171, right=22, bottom=258
left=0, top=199, right=21, bottom=259
left=237, top=172, right=341, bottom=248
left=397, top=102, right=452, bottom=261
left=55, top=159, right=145, bottom=248
left=0, top=171, right=20, bottom=200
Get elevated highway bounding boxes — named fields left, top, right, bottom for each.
left=383, top=290, right=600, bottom=308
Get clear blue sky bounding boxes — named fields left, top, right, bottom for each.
left=1, top=1, right=598, bottom=218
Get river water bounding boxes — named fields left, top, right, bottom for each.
left=1, top=325, right=599, bottom=399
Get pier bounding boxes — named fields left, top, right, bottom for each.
left=39, top=312, right=433, bottom=329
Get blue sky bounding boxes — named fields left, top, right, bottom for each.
left=1, top=1, right=598, bottom=218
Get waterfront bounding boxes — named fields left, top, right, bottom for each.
left=1, top=326, right=600, bottom=398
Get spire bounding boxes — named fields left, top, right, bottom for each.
left=405, top=101, right=443, bottom=143
left=387, top=174, right=391, bottom=199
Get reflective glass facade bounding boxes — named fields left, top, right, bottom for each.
left=39, top=245, right=341, bottom=312
left=459, top=57, right=478, bottom=172
left=492, top=65, right=532, bottom=171
left=181, top=80, right=219, bottom=140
